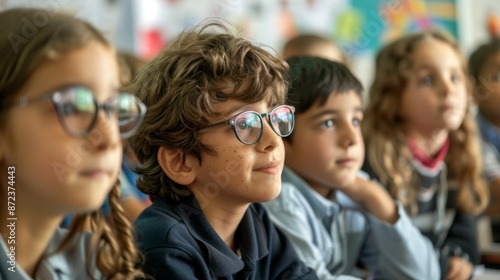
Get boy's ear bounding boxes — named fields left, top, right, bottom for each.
left=157, top=146, right=196, bottom=186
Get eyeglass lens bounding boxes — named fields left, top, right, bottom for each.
left=235, top=112, right=262, bottom=144
left=233, top=105, right=294, bottom=144
left=270, top=106, right=294, bottom=136
left=54, top=87, right=145, bottom=138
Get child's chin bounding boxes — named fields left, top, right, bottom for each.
left=258, top=187, right=281, bottom=202
left=68, top=193, right=110, bottom=214
left=443, top=114, right=465, bottom=130
left=334, top=176, right=357, bottom=189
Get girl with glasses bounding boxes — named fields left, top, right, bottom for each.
left=0, top=8, right=145, bottom=279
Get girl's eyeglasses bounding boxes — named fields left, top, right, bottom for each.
left=198, top=105, right=295, bottom=145
left=7, top=86, right=146, bottom=139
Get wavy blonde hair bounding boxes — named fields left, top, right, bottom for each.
left=363, top=29, right=489, bottom=215
left=128, top=21, right=289, bottom=203
left=0, top=8, right=143, bottom=279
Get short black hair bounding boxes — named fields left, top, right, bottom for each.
left=285, top=55, right=363, bottom=115
left=469, top=38, right=500, bottom=82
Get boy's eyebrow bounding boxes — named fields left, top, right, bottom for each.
left=222, top=103, right=250, bottom=118
left=481, top=63, right=500, bottom=72
left=415, top=63, right=461, bottom=73
left=310, top=107, right=363, bottom=119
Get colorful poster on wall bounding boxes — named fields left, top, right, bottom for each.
left=133, top=0, right=458, bottom=58
left=336, top=0, right=458, bottom=56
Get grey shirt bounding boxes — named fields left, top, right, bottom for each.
left=263, top=167, right=440, bottom=280
left=0, top=228, right=101, bottom=280
left=481, top=140, right=500, bottom=183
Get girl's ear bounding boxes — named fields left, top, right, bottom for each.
left=157, top=146, right=196, bottom=186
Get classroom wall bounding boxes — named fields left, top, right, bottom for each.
left=2, top=0, right=499, bottom=93
left=459, top=0, right=500, bottom=55
left=129, top=0, right=498, bottom=95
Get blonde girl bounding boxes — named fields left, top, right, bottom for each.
left=362, top=30, right=489, bottom=280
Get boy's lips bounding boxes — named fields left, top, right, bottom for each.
left=336, top=158, right=357, bottom=168
left=254, top=160, right=281, bottom=174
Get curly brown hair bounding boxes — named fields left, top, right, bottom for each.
left=0, top=8, right=143, bottom=279
left=363, top=29, right=489, bottom=215
left=128, top=21, right=289, bottom=203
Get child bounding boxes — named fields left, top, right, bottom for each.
left=263, top=56, right=439, bottom=279
left=0, top=8, right=145, bottom=279
left=129, top=22, right=318, bottom=279
left=61, top=51, right=150, bottom=228
left=469, top=38, right=500, bottom=241
left=117, top=51, right=148, bottom=196
left=362, top=30, right=490, bottom=280
left=117, top=51, right=151, bottom=222
left=282, top=34, right=346, bottom=63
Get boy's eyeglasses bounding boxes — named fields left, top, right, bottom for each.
left=7, top=86, right=146, bottom=139
left=198, top=105, right=295, bottom=145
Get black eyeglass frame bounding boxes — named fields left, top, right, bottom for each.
left=198, top=104, right=295, bottom=145
left=5, top=88, right=147, bottom=139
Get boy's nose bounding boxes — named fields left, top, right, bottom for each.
left=257, top=120, right=280, bottom=152
left=339, top=124, right=358, bottom=148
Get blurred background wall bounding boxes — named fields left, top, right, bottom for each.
left=2, top=0, right=500, bottom=92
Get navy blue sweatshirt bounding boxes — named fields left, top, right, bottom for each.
left=134, top=196, right=318, bottom=280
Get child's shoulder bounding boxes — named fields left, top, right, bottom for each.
left=133, top=198, right=196, bottom=250
left=52, top=229, right=103, bottom=279
left=1, top=228, right=104, bottom=280
left=263, top=182, right=313, bottom=213
left=134, top=198, right=183, bottom=226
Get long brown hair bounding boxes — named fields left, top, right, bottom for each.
left=0, top=8, right=143, bottom=279
left=363, top=29, right=489, bottom=215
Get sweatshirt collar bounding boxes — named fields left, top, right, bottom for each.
left=170, top=196, right=269, bottom=277
left=407, top=135, right=449, bottom=171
